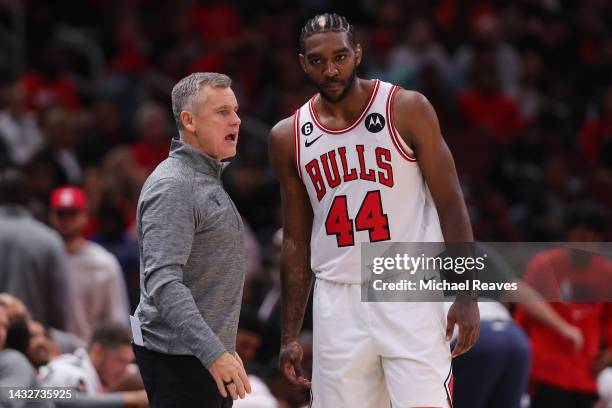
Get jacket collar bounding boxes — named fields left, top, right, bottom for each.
left=169, top=139, right=229, bottom=177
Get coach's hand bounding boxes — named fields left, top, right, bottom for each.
left=446, top=296, right=480, bottom=358
left=208, top=351, right=252, bottom=400
left=279, top=340, right=311, bottom=388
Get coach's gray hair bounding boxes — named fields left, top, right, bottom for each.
left=171, top=72, right=232, bottom=131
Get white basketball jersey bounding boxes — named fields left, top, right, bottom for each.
left=294, top=79, right=444, bottom=284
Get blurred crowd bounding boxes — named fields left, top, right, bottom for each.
left=1, top=0, right=612, bottom=407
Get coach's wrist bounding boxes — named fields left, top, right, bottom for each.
left=202, top=344, right=227, bottom=370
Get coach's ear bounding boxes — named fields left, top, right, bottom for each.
left=180, top=110, right=196, bottom=133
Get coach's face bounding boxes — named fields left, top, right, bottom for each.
left=183, top=85, right=241, bottom=160
left=300, top=31, right=362, bottom=102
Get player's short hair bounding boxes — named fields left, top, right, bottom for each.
left=564, top=201, right=608, bottom=234
left=171, top=72, right=232, bottom=131
left=300, top=13, right=356, bottom=54
left=89, top=321, right=131, bottom=350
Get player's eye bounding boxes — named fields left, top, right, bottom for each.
left=310, top=58, right=321, bottom=65
left=335, top=54, right=347, bottom=62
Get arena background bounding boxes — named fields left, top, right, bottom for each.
left=0, top=0, right=611, bottom=407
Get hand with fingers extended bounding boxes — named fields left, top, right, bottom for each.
left=208, top=351, right=252, bottom=400
left=446, top=296, right=480, bottom=358
left=279, top=340, right=311, bottom=388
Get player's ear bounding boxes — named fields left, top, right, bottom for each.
left=355, top=44, right=363, bottom=67
left=180, top=110, right=196, bottom=133
left=299, top=54, right=307, bottom=73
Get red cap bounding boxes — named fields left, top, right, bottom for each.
left=50, top=186, right=88, bottom=210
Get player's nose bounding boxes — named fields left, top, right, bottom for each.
left=323, top=62, right=339, bottom=77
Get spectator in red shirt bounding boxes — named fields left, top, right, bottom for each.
left=580, top=84, right=612, bottom=166
left=20, top=43, right=80, bottom=113
left=457, top=48, right=525, bottom=145
left=129, top=102, right=171, bottom=175
left=516, top=202, right=612, bottom=408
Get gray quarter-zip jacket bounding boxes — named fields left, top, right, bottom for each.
left=134, top=139, right=245, bottom=368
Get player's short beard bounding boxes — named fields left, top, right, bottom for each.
left=316, top=66, right=357, bottom=103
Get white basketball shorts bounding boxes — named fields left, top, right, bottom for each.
left=310, top=278, right=453, bottom=408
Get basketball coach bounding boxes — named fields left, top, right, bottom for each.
left=131, top=72, right=251, bottom=407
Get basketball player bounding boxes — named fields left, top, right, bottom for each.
left=269, top=13, right=480, bottom=408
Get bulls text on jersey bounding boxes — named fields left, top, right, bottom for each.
left=305, top=145, right=394, bottom=201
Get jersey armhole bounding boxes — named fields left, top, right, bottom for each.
left=293, top=109, right=303, bottom=180
left=386, top=85, right=417, bottom=162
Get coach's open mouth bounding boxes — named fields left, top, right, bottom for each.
left=225, top=133, right=237, bottom=142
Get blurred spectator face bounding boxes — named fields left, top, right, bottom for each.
left=0, top=293, right=29, bottom=322
left=471, top=11, right=501, bottom=44
left=0, top=305, right=8, bottom=349
left=409, top=19, right=433, bottom=49
left=300, top=31, right=361, bottom=102
left=27, top=320, right=54, bottom=368
left=236, top=328, right=262, bottom=363
left=523, top=50, right=543, bottom=83
left=603, top=86, right=612, bottom=118
left=44, top=108, right=81, bottom=148
left=564, top=203, right=607, bottom=242
left=49, top=187, right=88, bottom=241
left=472, top=53, right=499, bottom=94
left=2, top=82, right=27, bottom=114
left=89, top=343, right=134, bottom=389
left=93, top=101, right=122, bottom=138
left=186, top=85, right=241, bottom=160
left=137, top=104, right=170, bottom=146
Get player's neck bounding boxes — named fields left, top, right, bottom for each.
left=316, top=77, right=372, bottom=122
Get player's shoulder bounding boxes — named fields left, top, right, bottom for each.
left=392, top=87, right=432, bottom=112
left=269, top=114, right=296, bottom=154
left=270, top=114, right=295, bottom=140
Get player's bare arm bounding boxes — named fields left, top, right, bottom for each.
left=393, top=89, right=480, bottom=357
left=269, top=116, right=314, bottom=388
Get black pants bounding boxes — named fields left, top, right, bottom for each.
left=530, top=382, right=598, bottom=408
left=133, top=344, right=233, bottom=408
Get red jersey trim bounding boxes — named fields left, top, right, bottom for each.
left=293, top=109, right=303, bottom=180
left=309, top=79, right=380, bottom=134
left=386, top=85, right=417, bottom=162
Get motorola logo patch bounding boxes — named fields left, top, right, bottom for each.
left=365, top=113, right=385, bottom=133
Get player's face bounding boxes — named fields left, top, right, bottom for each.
left=185, top=86, right=241, bottom=160
left=300, top=31, right=362, bottom=102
